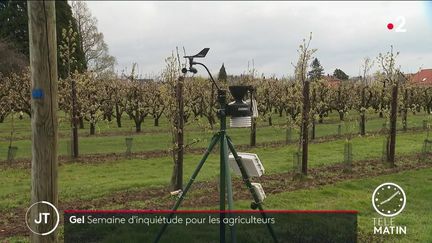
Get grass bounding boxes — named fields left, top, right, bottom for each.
left=231, top=168, right=432, bottom=242
left=163, top=168, right=431, bottom=242
left=1, top=111, right=431, bottom=241
left=0, top=130, right=429, bottom=212
left=6, top=167, right=432, bottom=243
left=0, top=111, right=430, bottom=160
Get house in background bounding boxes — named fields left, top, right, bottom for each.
left=409, top=69, right=432, bottom=86
left=323, top=74, right=342, bottom=88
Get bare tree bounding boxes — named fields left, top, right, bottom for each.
left=361, top=57, right=374, bottom=85
left=70, top=1, right=116, bottom=75
left=161, top=50, right=184, bottom=190
left=294, top=33, right=317, bottom=176
left=377, top=46, right=401, bottom=167
left=59, top=21, right=80, bottom=157
left=124, top=64, right=150, bottom=133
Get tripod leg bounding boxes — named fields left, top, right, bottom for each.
left=226, top=136, right=279, bottom=243
left=220, top=133, right=226, bottom=243
left=221, top=134, right=237, bottom=243
left=154, top=133, right=221, bottom=243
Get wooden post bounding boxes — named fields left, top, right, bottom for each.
left=311, top=117, right=316, bottom=140
left=388, top=83, right=398, bottom=166
left=71, top=77, right=79, bottom=158
left=28, top=1, right=58, bottom=242
left=250, top=89, right=257, bottom=147
left=250, top=117, right=257, bottom=146
left=171, top=76, right=184, bottom=190
left=402, top=88, right=408, bottom=131
left=360, top=87, right=366, bottom=136
left=301, top=79, right=310, bottom=175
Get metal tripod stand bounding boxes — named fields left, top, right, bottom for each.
left=154, top=89, right=278, bottom=243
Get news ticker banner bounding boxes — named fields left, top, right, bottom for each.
left=64, top=210, right=358, bottom=243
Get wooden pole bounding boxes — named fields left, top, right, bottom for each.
left=360, top=87, right=366, bottom=136
left=250, top=89, right=257, bottom=147
left=250, top=117, right=257, bottom=146
left=402, top=88, right=408, bottom=131
left=172, top=76, right=184, bottom=190
left=71, top=77, right=79, bottom=158
left=301, top=79, right=310, bottom=175
left=388, top=83, right=398, bottom=166
left=28, top=1, right=58, bottom=242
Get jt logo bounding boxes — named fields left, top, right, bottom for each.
left=26, top=201, right=60, bottom=235
left=35, top=213, right=50, bottom=224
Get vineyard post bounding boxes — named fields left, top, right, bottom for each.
left=250, top=117, right=257, bottom=146
left=301, top=79, right=310, bottom=175
left=402, top=87, right=408, bottom=131
left=360, top=87, right=366, bottom=136
left=388, top=82, right=398, bottom=166
left=250, top=88, right=257, bottom=146
left=71, top=76, right=79, bottom=158
left=173, top=76, right=184, bottom=190
left=28, top=1, right=59, bottom=242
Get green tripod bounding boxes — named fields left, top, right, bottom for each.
left=154, top=89, right=278, bottom=243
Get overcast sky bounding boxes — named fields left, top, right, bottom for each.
left=86, top=1, right=432, bottom=78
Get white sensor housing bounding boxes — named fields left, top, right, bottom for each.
left=228, top=153, right=265, bottom=177
left=246, top=99, right=259, bottom=118
left=230, top=116, right=252, bottom=128
left=251, top=183, right=266, bottom=202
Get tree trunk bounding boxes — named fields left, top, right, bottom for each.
left=79, top=115, right=84, bottom=129
left=388, top=84, right=398, bottom=167
left=208, top=115, right=215, bottom=129
left=135, top=121, right=142, bottom=133
left=301, top=80, right=310, bottom=175
left=250, top=117, right=257, bottom=146
left=311, top=118, right=316, bottom=140
left=115, top=104, right=122, bottom=128
left=90, top=123, right=95, bottom=135
left=268, top=116, right=272, bottom=126
left=339, top=111, right=344, bottom=121
left=318, top=114, right=323, bottom=123
left=154, top=116, right=159, bottom=126
left=402, top=110, right=407, bottom=131
left=360, top=112, right=366, bottom=136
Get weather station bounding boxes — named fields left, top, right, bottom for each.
left=154, top=48, right=278, bottom=243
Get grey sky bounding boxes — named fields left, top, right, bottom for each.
left=86, top=1, right=432, bottom=78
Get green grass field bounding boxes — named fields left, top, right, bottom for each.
left=1, top=130, right=429, bottom=211
left=236, top=169, right=432, bottom=243
left=0, top=111, right=430, bottom=160
left=1, top=110, right=431, bottom=242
